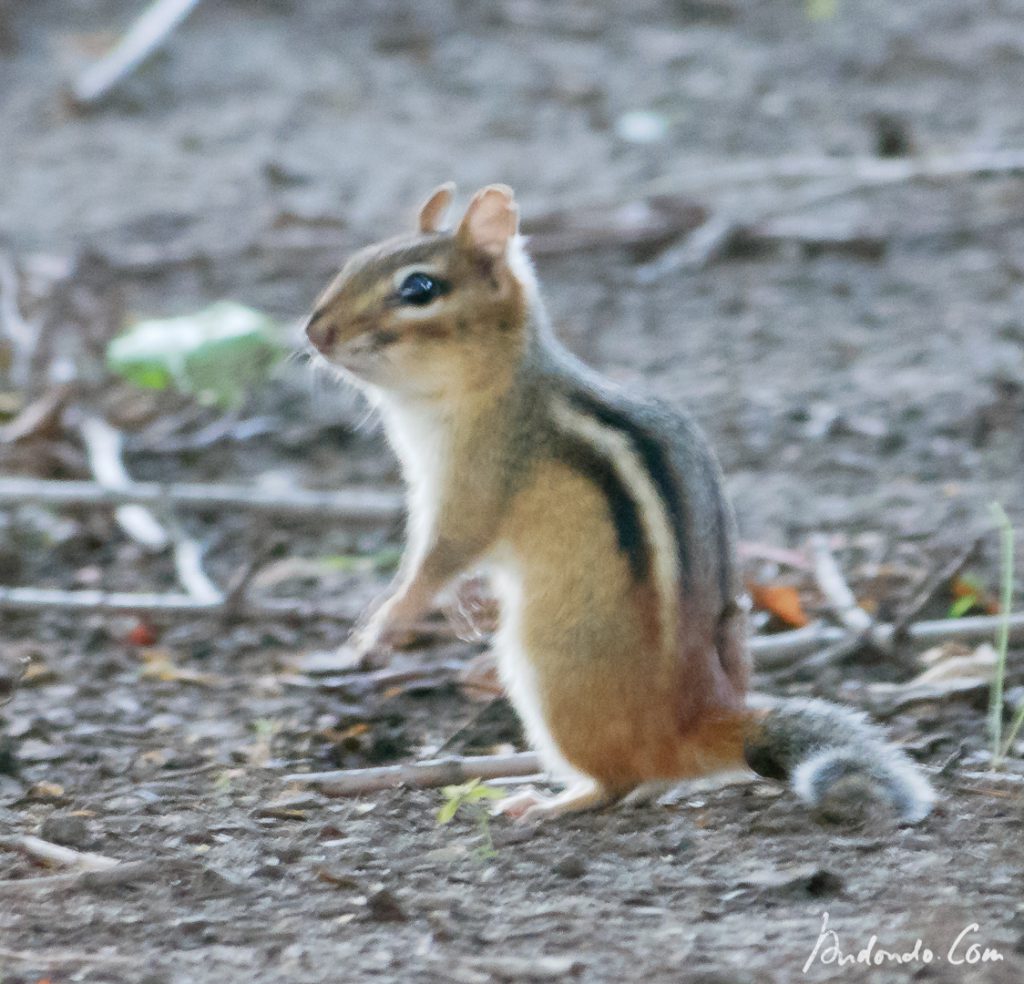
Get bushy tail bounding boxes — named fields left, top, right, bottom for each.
left=741, top=696, right=936, bottom=824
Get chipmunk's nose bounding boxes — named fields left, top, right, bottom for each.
left=305, top=311, right=338, bottom=353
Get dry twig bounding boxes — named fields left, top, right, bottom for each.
left=285, top=752, right=542, bottom=796
left=0, top=584, right=359, bottom=622
left=0, top=475, right=402, bottom=523
left=0, top=834, right=120, bottom=872
left=891, top=536, right=983, bottom=639
left=70, top=0, right=204, bottom=107
left=0, top=945, right=137, bottom=966
left=628, top=147, right=1024, bottom=200
left=630, top=148, right=1024, bottom=280
left=79, top=415, right=169, bottom=550
left=750, top=611, right=1024, bottom=670
left=0, top=252, right=36, bottom=388
left=79, top=413, right=225, bottom=600
left=810, top=534, right=875, bottom=638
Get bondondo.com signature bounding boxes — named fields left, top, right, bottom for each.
left=803, top=912, right=1004, bottom=973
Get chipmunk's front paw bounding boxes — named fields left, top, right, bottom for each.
left=340, top=622, right=398, bottom=668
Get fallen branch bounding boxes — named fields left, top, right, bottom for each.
left=1, top=580, right=1019, bottom=661
left=810, top=534, right=874, bottom=637
left=0, top=252, right=37, bottom=388
left=0, top=385, right=75, bottom=445
left=0, top=835, right=119, bottom=872
left=0, top=945, right=137, bottom=966
left=0, top=857, right=222, bottom=897
left=634, top=175, right=893, bottom=280
left=891, top=536, right=983, bottom=639
left=80, top=413, right=226, bottom=601
left=628, top=146, right=1024, bottom=200
left=751, top=611, right=1024, bottom=670
left=70, top=0, right=204, bottom=108
left=0, top=585, right=359, bottom=622
left=284, top=752, right=543, bottom=796
left=169, top=527, right=221, bottom=603
left=0, top=475, right=402, bottom=523
left=79, top=415, right=169, bottom=551
left=631, top=147, right=1024, bottom=280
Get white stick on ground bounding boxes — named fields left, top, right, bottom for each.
left=0, top=585, right=360, bottom=621
left=0, top=476, right=403, bottom=523
left=0, top=253, right=37, bottom=389
left=0, top=835, right=120, bottom=872
left=79, top=416, right=169, bottom=551
left=284, top=752, right=543, bottom=796
left=71, top=0, right=205, bottom=107
left=0, top=946, right=137, bottom=966
left=809, top=533, right=875, bottom=637
left=170, top=531, right=221, bottom=603
left=79, top=415, right=225, bottom=600
left=0, top=584, right=1020, bottom=660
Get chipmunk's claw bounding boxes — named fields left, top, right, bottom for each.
left=492, top=786, right=545, bottom=821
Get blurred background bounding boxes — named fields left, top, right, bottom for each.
left=1, top=3, right=1023, bottom=980
left=2, top=1, right=1022, bottom=548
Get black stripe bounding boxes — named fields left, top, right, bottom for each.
left=345, top=239, right=450, bottom=295
left=554, top=435, right=649, bottom=582
left=714, top=489, right=734, bottom=605
left=567, top=390, right=691, bottom=587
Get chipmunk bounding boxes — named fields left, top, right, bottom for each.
left=305, top=183, right=935, bottom=824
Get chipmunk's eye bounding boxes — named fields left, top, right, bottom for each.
left=397, top=272, right=445, bottom=306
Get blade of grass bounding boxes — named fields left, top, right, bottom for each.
left=988, top=502, right=1015, bottom=767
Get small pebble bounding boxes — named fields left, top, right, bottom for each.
left=40, top=812, right=90, bottom=848
left=366, top=888, right=407, bottom=922
left=552, top=854, right=586, bottom=879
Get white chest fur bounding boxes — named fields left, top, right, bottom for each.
left=485, top=549, right=576, bottom=782
left=376, top=395, right=451, bottom=558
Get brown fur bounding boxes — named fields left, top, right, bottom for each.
left=305, top=184, right=748, bottom=795
left=498, top=455, right=748, bottom=791
left=304, top=185, right=934, bottom=825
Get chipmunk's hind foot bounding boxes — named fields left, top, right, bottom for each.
left=493, top=779, right=613, bottom=823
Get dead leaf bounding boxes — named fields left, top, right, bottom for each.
left=127, top=620, right=159, bottom=647
left=747, top=582, right=809, bottom=628
left=0, top=385, right=71, bottom=444
left=20, top=661, right=58, bottom=687
left=950, top=575, right=1000, bottom=615
left=138, top=649, right=224, bottom=688
left=25, top=781, right=65, bottom=801
left=914, top=642, right=996, bottom=684
left=868, top=643, right=997, bottom=711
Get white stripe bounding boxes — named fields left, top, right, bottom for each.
left=550, top=397, right=680, bottom=652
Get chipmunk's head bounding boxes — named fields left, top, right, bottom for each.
left=306, top=183, right=536, bottom=400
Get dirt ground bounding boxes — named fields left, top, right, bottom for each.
left=2, top=1, right=1024, bottom=982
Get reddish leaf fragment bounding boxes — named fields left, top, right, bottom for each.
left=748, top=582, right=809, bottom=628
left=126, top=621, right=158, bottom=646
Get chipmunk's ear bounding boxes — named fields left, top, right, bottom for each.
left=456, top=184, right=518, bottom=259
left=417, top=182, right=456, bottom=233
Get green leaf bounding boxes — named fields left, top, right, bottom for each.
left=107, top=301, right=283, bottom=408
left=806, top=0, right=837, bottom=20
left=948, top=594, right=977, bottom=619
left=319, top=548, right=403, bottom=574
left=463, top=784, right=505, bottom=802
left=436, top=779, right=504, bottom=825
left=436, top=797, right=461, bottom=825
